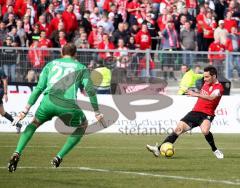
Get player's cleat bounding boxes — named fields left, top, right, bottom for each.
left=51, top=156, right=62, bottom=168
left=146, top=143, right=160, bottom=157
left=8, top=152, right=20, bottom=173
left=213, top=149, right=224, bottom=159
left=16, top=123, right=22, bottom=134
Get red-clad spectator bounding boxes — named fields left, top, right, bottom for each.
left=103, top=0, right=112, bottom=13
left=38, top=30, right=52, bottom=48
left=48, top=11, right=63, bottom=37
left=58, top=30, right=67, bottom=48
left=97, top=33, right=115, bottom=60
left=36, top=15, right=50, bottom=36
left=157, top=8, right=170, bottom=31
left=208, top=38, right=225, bottom=76
left=196, top=6, right=206, bottom=51
left=185, top=0, right=197, bottom=16
left=135, top=22, right=151, bottom=50
left=88, top=25, right=103, bottom=49
left=28, top=38, right=45, bottom=69
left=138, top=55, right=156, bottom=77
left=127, top=0, right=141, bottom=25
left=15, top=0, right=36, bottom=19
left=224, top=11, right=237, bottom=33
left=202, top=11, right=217, bottom=51
left=62, top=4, right=78, bottom=40
left=72, top=0, right=81, bottom=22
left=2, top=4, right=16, bottom=23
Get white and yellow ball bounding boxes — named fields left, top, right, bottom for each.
left=160, top=142, right=175, bottom=158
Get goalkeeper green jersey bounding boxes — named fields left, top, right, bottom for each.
left=27, top=57, right=98, bottom=111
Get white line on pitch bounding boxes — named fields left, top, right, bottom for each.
left=0, top=166, right=240, bottom=186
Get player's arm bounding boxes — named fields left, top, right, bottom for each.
left=24, top=65, right=49, bottom=112
left=81, top=68, right=99, bottom=112
left=187, top=89, right=221, bottom=100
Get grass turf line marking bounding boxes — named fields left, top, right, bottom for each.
left=0, top=166, right=240, bottom=186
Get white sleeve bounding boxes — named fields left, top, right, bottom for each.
left=210, top=89, right=221, bottom=97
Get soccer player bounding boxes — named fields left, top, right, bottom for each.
left=8, top=43, right=103, bottom=172
left=0, top=68, right=22, bottom=133
left=147, top=66, right=224, bottom=159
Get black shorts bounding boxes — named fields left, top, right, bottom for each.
left=180, top=111, right=215, bottom=128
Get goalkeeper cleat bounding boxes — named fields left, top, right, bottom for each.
left=146, top=143, right=160, bottom=157
left=51, top=156, right=62, bottom=168
left=8, top=152, right=20, bottom=173
left=16, top=123, right=22, bottom=134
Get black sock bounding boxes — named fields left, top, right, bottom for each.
left=204, top=132, right=217, bottom=151
left=158, top=132, right=179, bottom=150
left=3, top=112, right=14, bottom=122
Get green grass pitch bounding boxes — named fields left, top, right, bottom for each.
left=0, top=133, right=240, bottom=188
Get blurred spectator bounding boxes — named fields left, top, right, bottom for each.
left=109, top=4, right=123, bottom=30
left=127, top=0, right=141, bottom=25
left=1, top=36, right=18, bottom=82
left=0, top=22, right=8, bottom=46
left=224, top=11, right=237, bottom=33
left=90, top=7, right=101, bottom=26
left=37, top=0, right=49, bottom=18
left=28, top=37, right=45, bottom=69
left=113, top=38, right=129, bottom=68
left=44, top=3, right=55, bottom=24
left=72, top=0, right=81, bottom=22
left=178, top=64, right=203, bottom=95
left=4, top=13, right=16, bottom=32
left=56, top=30, right=67, bottom=48
left=2, top=5, right=17, bottom=23
left=16, top=19, right=27, bottom=47
left=129, top=23, right=139, bottom=37
left=75, top=32, right=90, bottom=49
left=1, top=0, right=14, bottom=17
left=36, top=15, right=50, bottom=36
left=80, top=10, right=92, bottom=36
left=8, top=27, right=21, bottom=47
left=28, top=24, right=40, bottom=46
left=50, top=22, right=64, bottom=47
left=138, top=55, right=156, bottom=77
left=97, top=13, right=114, bottom=35
left=39, top=30, right=52, bottom=48
left=82, top=0, right=96, bottom=13
left=185, top=0, right=197, bottom=17
left=208, top=38, right=225, bottom=76
left=48, top=11, right=63, bottom=37
left=214, top=20, right=228, bottom=45
left=23, top=16, right=33, bottom=46
left=25, top=69, right=38, bottom=83
left=112, top=22, right=130, bottom=46
left=180, top=21, right=197, bottom=67
left=62, top=4, right=78, bottom=41
left=135, top=22, right=151, bottom=50
left=196, top=6, right=206, bottom=52
left=88, top=25, right=103, bottom=49
left=73, top=26, right=86, bottom=43
left=97, top=33, right=115, bottom=61
left=202, top=10, right=216, bottom=51
left=215, top=0, right=228, bottom=22
left=160, top=21, right=179, bottom=80
left=225, top=26, right=240, bottom=79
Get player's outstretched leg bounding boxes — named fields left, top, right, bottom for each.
left=52, top=127, right=85, bottom=167
left=8, top=152, right=20, bottom=172
left=146, top=121, right=189, bottom=157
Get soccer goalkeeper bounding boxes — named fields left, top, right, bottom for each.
left=8, top=43, right=103, bottom=172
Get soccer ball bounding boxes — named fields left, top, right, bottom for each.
left=160, top=142, right=175, bottom=158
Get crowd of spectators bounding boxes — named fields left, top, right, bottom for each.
left=0, top=0, right=239, bottom=83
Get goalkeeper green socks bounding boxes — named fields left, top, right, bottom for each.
left=57, top=128, right=84, bottom=159
left=15, top=124, right=37, bottom=154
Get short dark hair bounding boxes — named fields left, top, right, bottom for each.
left=62, top=43, right=76, bottom=57
left=204, top=66, right=217, bottom=77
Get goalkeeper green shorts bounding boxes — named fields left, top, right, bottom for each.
left=35, top=95, right=86, bottom=127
